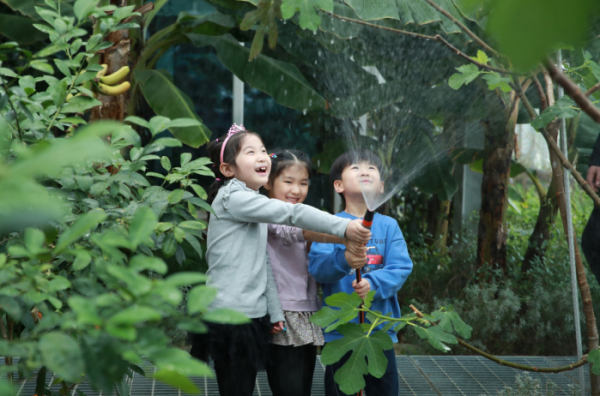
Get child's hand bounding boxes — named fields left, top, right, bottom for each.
left=270, top=321, right=286, bottom=334
left=345, top=219, right=371, bottom=244
left=344, top=239, right=367, bottom=256
left=352, top=279, right=371, bottom=300
left=345, top=249, right=366, bottom=269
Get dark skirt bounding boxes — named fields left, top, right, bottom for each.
left=190, top=315, right=272, bottom=370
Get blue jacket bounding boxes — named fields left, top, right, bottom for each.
left=308, top=212, right=413, bottom=342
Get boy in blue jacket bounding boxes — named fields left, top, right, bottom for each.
left=309, top=150, right=413, bottom=396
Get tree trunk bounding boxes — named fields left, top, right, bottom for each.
left=476, top=93, right=520, bottom=275
left=90, top=0, right=131, bottom=122
left=521, top=121, right=561, bottom=273
left=425, top=194, right=450, bottom=251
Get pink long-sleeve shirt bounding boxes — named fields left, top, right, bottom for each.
left=267, top=224, right=321, bottom=312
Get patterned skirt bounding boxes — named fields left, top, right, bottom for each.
left=271, top=311, right=325, bottom=347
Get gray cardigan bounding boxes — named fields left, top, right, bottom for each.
left=205, top=179, right=350, bottom=323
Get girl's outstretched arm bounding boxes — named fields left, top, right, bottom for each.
left=303, top=231, right=367, bottom=256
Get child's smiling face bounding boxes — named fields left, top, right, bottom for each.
left=335, top=161, right=384, bottom=200
left=220, top=134, right=271, bottom=190
left=266, top=164, right=309, bottom=204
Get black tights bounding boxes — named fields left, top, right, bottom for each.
left=266, top=344, right=318, bottom=396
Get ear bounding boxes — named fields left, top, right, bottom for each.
left=220, top=163, right=235, bottom=178
left=333, top=180, right=345, bottom=194
left=263, top=182, right=272, bottom=191
left=379, top=181, right=385, bottom=194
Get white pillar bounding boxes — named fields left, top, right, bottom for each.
left=232, top=74, right=244, bottom=125
left=557, top=50, right=585, bottom=394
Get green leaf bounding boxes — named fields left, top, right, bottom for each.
left=413, top=325, right=457, bottom=352
left=135, top=70, right=211, bottom=148
left=487, top=0, right=595, bottom=71
left=124, top=115, right=150, bottom=129
left=55, top=209, right=107, bottom=253
left=321, top=324, right=393, bottom=394
left=69, top=296, right=102, bottom=326
left=130, top=255, right=168, bottom=275
left=188, top=285, right=217, bottom=314
left=39, top=332, right=85, bottom=383
left=107, top=306, right=162, bottom=326
left=164, top=272, right=207, bottom=287
left=74, top=0, right=98, bottom=20
left=310, top=292, right=362, bottom=332
left=281, top=0, right=333, bottom=30
left=179, top=221, right=206, bottom=230
left=203, top=308, right=250, bottom=324
left=590, top=349, right=600, bottom=375
left=30, top=60, right=54, bottom=74
left=162, top=233, right=177, bottom=257
left=531, top=96, right=579, bottom=129
left=24, top=228, right=45, bottom=252
left=190, top=184, right=207, bottom=200
left=48, top=276, right=71, bottom=292
left=50, top=79, right=68, bottom=107
left=0, top=13, right=47, bottom=44
left=448, top=64, right=481, bottom=90
left=180, top=152, right=192, bottom=167
left=73, top=250, right=91, bottom=270
left=168, top=189, right=185, bottom=204
left=0, top=295, right=22, bottom=320
left=153, top=369, right=200, bottom=394
left=129, top=207, right=158, bottom=249
left=161, top=156, right=172, bottom=171
left=61, top=96, right=102, bottom=114
left=474, top=50, right=489, bottom=64
left=432, top=308, right=473, bottom=339
left=482, top=73, right=512, bottom=92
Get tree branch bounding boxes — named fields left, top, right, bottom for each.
left=322, top=12, right=513, bottom=74
left=532, top=74, right=547, bottom=111
left=409, top=305, right=589, bottom=373
left=1, top=78, right=23, bottom=142
left=511, top=78, right=600, bottom=207
left=545, top=60, right=600, bottom=124
left=422, top=0, right=501, bottom=57
left=321, top=11, right=436, bottom=40
left=586, top=82, right=600, bottom=97
left=434, top=35, right=511, bottom=74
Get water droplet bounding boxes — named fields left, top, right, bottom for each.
left=284, top=90, right=287, bottom=95
left=330, top=39, right=334, bottom=44
left=283, top=20, right=287, bottom=24
left=303, top=109, right=307, bottom=115
left=313, top=30, right=317, bottom=35
left=349, top=36, right=353, bottom=39
left=309, top=99, right=313, bottom=106
left=281, top=76, right=284, bottom=81
left=318, top=50, right=322, bottom=57
left=314, top=60, right=317, bottom=65
left=335, top=97, right=340, bottom=101
left=289, top=43, right=292, bottom=48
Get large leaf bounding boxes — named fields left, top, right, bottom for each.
left=54, top=209, right=107, bottom=253
left=39, top=332, right=85, bottom=383
left=135, top=69, right=211, bottom=148
left=128, top=206, right=158, bottom=249
left=321, top=324, right=393, bottom=395
left=0, top=13, right=47, bottom=44
left=310, top=292, right=371, bottom=332
left=487, top=0, right=595, bottom=71
left=343, top=0, right=464, bottom=33
left=187, top=33, right=327, bottom=113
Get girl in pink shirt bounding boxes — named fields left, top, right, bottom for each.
left=263, top=149, right=364, bottom=396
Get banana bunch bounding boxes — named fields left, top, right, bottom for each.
left=95, top=64, right=131, bottom=96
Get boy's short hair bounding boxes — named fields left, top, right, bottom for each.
left=329, top=150, right=383, bottom=184
left=329, top=150, right=383, bottom=203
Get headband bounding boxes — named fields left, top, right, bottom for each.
left=220, top=123, right=245, bottom=164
